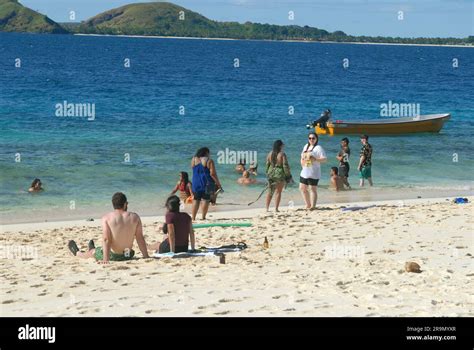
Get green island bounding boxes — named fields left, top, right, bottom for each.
left=1, top=0, right=473, bottom=46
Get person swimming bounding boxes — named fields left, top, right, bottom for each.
left=248, top=162, right=258, bottom=176
left=235, top=158, right=246, bottom=173
left=28, top=178, right=43, bottom=193
left=237, top=170, right=257, bottom=185
left=170, top=172, right=193, bottom=204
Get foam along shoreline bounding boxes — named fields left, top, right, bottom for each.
left=73, top=34, right=474, bottom=48
left=2, top=185, right=473, bottom=225
left=1, top=196, right=473, bottom=317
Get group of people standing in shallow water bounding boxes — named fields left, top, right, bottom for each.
left=168, top=133, right=373, bottom=216
left=230, top=132, right=373, bottom=212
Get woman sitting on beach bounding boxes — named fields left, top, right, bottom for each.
left=265, top=140, right=292, bottom=212
left=148, top=196, right=195, bottom=254
left=191, top=147, right=222, bottom=220
left=28, top=178, right=43, bottom=193
left=170, top=172, right=193, bottom=204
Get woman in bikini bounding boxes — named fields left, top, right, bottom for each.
left=170, top=172, right=193, bottom=204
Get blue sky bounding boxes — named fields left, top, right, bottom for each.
left=22, top=0, right=473, bottom=38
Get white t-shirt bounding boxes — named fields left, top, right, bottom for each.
left=300, top=144, right=326, bottom=180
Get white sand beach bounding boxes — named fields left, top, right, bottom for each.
left=74, top=34, right=473, bottom=48
left=1, top=197, right=473, bottom=317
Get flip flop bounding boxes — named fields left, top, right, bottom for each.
left=88, top=240, right=95, bottom=251
left=68, top=240, right=79, bottom=256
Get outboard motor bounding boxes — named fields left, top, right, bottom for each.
left=306, top=109, right=332, bottom=129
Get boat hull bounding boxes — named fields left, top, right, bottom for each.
left=315, top=114, right=450, bottom=135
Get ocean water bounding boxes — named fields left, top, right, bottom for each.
left=0, top=33, right=473, bottom=223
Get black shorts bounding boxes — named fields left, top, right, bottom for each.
left=299, top=176, right=319, bottom=186
left=339, top=165, right=350, bottom=178
left=193, top=191, right=211, bottom=201
left=159, top=239, right=188, bottom=254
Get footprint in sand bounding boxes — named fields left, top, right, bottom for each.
left=218, top=298, right=241, bottom=303
left=214, top=310, right=231, bottom=315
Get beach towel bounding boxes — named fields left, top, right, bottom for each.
left=153, top=242, right=247, bottom=258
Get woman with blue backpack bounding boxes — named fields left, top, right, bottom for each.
left=191, top=147, right=222, bottom=220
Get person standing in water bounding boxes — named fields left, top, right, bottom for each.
left=191, top=147, right=222, bottom=220
left=358, top=134, right=373, bottom=187
left=299, top=132, right=327, bottom=210
left=336, top=137, right=351, bottom=189
left=330, top=167, right=344, bottom=191
left=265, top=140, right=292, bottom=212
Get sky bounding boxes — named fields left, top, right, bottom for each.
left=21, top=0, right=474, bottom=38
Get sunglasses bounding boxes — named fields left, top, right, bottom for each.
left=308, top=137, right=316, bottom=140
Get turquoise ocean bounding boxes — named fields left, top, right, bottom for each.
left=0, top=33, right=473, bottom=223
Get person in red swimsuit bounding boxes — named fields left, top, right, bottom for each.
left=170, top=172, right=193, bottom=204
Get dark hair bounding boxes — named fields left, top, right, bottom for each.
left=331, top=167, right=338, bottom=175
left=341, top=137, right=349, bottom=144
left=165, top=195, right=180, bottom=213
left=30, top=178, right=41, bottom=188
left=112, top=192, right=127, bottom=209
left=195, top=147, right=210, bottom=158
left=162, top=223, right=168, bottom=234
left=180, top=171, right=189, bottom=186
left=360, top=134, right=369, bottom=140
left=271, top=140, right=284, bottom=165
left=306, top=132, right=319, bottom=151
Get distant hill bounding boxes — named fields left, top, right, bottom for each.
left=0, top=0, right=67, bottom=33
left=74, top=2, right=473, bottom=45
left=1, top=1, right=472, bottom=46
left=78, top=2, right=337, bottom=40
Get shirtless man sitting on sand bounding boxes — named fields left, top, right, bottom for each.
left=68, top=192, right=149, bottom=263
